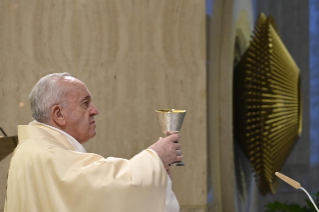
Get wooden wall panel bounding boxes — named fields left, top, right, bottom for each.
left=207, top=0, right=254, bottom=211
left=207, top=0, right=236, bottom=211
left=0, top=0, right=206, bottom=210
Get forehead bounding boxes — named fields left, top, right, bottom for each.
left=61, top=77, right=91, bottom=100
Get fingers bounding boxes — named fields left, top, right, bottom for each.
left=174, top=143, right=181, bottom=150
left=175, top=149, right=183, bottom=162
left=176, top=155, right=183, bottom=162
left=160, top=134, right=181, bottom=148
left=163, top=134, right=181, bottom=150
left=166, top=134, right=180, bottom=142
left=149, top=134, right=184, bottom=166
left=165, top=134, right=182, bottom=156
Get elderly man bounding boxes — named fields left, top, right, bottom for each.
left=5, top=73, right=183, bottom=212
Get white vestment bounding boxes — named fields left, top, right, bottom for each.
left=5, top=123, right=179, bottom=212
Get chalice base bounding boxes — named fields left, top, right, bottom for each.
left=169, top=161, right=185, bottom=166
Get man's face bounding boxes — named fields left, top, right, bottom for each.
left=61, top=77, right=99, bottom=144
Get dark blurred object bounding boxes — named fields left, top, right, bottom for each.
left=0, top=127, right=7, bottom=137
left=0, top=127, right=18, bottom=161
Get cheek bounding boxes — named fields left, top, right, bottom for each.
left=83, top=114, right=93, bottom=129
left=68, top=113, right=88, bottom=129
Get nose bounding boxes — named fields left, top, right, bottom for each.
left=90, top=102, right=99, bottom=116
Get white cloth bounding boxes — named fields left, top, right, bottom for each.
left=30, top=121, right=179, bottom=212
left=6, top=124, right=167, bottom=212
left=147, top=150, right=180, bottom=212
left=30, top=120, right=87, bottom=153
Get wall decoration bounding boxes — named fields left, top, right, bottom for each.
left=233, top=13, right=302, bottom=195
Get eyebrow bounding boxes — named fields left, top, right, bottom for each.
left=81, top=95, right=91, bottom=102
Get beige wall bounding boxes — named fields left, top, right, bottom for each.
left=0, top=0, right=206, bottom=211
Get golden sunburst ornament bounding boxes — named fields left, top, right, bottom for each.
left=233, top=13, right=302, bottom=195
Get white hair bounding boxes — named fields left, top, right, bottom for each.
left=29, top=72, right=72, bottom=123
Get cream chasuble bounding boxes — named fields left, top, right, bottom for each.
left=5, top=124, right=169, bottom=212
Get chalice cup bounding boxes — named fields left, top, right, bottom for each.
left=155, top=109, right=186, bottom=166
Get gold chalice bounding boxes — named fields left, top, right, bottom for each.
left=155, top=109, right=186, bottom=166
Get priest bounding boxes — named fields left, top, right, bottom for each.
left=5, top=73, right=183, bottom=212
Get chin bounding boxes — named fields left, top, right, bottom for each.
left=79, top=139, right=89, bottom=144
left=81, top=132, right=97, bottom=144
left=91, top=130, right=97, bottom=138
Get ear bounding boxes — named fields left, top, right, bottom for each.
left=51, top=105, right=66, bottom=126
